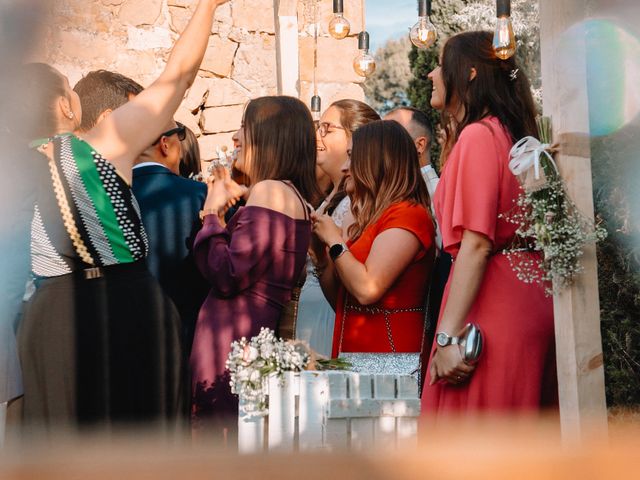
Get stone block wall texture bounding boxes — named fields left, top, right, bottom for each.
left=40, top=0, right=366, bottom=164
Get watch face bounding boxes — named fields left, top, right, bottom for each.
left=436, top=332, right=449, bottom=347
left=329, top=243, right=344, bottom=261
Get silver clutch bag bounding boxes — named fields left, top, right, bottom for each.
left=338, top=353, right=421, bottom=381
left=458, top=323, right=483, bottom=365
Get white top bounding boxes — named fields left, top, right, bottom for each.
left=421, top=164, right=442, bottom=252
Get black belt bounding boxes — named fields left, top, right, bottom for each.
left=34, top=260, right=149, bottom=285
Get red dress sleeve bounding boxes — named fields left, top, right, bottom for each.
left=439, top=122, right=503, bottom=253
left=375, top=201, right=435, bottom=256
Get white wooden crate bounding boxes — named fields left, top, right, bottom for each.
left=238, top=371, right=420, bottom=453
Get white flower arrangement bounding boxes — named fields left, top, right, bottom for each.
left=189, top=145, right=235, bottom=183
left=226, top=328, right=310, bottom=417
left=500, top=116, right=607, bottom=295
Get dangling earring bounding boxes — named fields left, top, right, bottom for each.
left=67, top=112, right=74, bottom=120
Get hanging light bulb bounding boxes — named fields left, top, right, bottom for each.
left=328, top=0, right=350, bottom=40
left=310, top=95, right=321, bottom=122
left=409, top=0, right=437, bottom=49
left=493, top=0, right=516, bottom=60
left=353, top=31, right=376, bottom=77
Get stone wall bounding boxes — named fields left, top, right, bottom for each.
left=41, top=0, right=366, bottom=163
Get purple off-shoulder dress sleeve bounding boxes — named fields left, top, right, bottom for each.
left=193, top=207, right=276, bottom=297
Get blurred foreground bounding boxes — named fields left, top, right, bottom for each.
left=1, top=414, right=640, bottom=480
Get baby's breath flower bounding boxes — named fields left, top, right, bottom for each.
left=500, top=143, right=607, bottom=296
left=226, top=328, right=310, bottom=417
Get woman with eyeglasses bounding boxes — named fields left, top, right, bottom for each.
left=17, top=0, right=229, bottom=429
left=312, top=120, right=435, bottom=357
left=295, top=99, right=379, bottom=357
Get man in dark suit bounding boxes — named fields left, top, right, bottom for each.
left=132, top=120, right=208, bottom=358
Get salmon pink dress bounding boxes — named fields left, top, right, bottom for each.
left=422, top=117, right=557, bottom=414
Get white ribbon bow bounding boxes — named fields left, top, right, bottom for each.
left=508, top=136, right=556, bottom=179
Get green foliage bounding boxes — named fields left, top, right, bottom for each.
left=406, top=0, right=469, bottom=171
left=407, top=44, right=441, bottom=167
left=363, top=37, right=412, bottom=115
left=591, top=131, right=640, bottom=406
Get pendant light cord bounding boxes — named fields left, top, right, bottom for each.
left=313, top=0, right=318, bottom=96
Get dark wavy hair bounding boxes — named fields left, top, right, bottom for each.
left=243, top=96, right=319, bottom=202
left=348, top=120, right=430, bottom=240
left=439, top=31, right=538, bottom=164
left=19, top=63, right=67, bottom=141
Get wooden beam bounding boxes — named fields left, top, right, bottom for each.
left=273, top=0, right=299, bottom=97
left=539, top=0, right=608, bottom=441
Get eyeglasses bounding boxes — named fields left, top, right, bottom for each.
left=153, top=122, right=186, bottom=145
left=316, top=122, right=346, bottom=138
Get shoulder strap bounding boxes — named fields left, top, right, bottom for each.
left=39, top=138, right=95, bottom=266
left=279, top=180, right=311, bottom=221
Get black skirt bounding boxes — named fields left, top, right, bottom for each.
left=18, top=261, right=185, bottom=429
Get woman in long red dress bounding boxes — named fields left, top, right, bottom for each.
left=312, top=120, right=435, bottom=355
left=422, top=31, right=557, bottom=414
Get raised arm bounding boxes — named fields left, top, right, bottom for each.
left=83, top=0, right=228, bottom=182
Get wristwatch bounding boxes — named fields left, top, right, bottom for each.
left=436, top=331, right=460, bottom=347
left=329, top=242, right=349, bottom=261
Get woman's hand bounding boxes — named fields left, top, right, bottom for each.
left=311, top=213, right=343, bottom=247
left=203, top=165, right=248, bottom=220
left=429, top=345, right=476, bottom=386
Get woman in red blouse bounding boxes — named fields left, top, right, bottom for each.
left=312, top=120, right=435, bottom=355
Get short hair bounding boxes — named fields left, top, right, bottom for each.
left=179, top=126, right=201, bottom=179
left=388, top=106, right=433, bottom=145
left=243, top=96, right=320, bottom=203
left=73, top=70, right=144, bottom=131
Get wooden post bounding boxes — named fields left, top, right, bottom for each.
left=0, top=402, right=6, bottom=448
left=273, top=0, right=299, bottom=97
left=539, top=0, right=608, bottom=441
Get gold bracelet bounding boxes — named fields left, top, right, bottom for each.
left=199, top=208, right=220, bottom=222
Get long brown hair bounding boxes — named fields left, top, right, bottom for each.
left=323, top=99, right=380, bottom=215
left=439, top=31, right=538, bottom=164
left=348, top=120, right=430, bottom=240
left=243, top=96, right=319, bottom=202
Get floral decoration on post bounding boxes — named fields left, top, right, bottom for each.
left=500, top=116, right=607, bottom=295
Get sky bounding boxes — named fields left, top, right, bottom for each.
left=366, top=0, right=418, bottom=52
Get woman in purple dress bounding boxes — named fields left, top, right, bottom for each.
left=190, top=96, right=318, bottom=434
